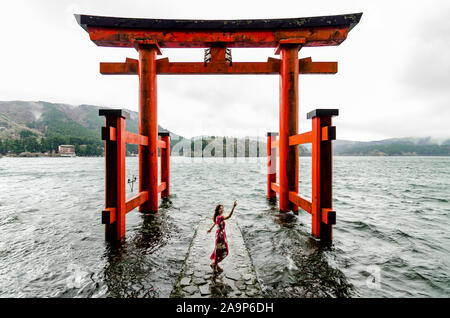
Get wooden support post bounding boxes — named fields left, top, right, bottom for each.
left=159, top=132, right=170, bottom=198
left=267, top=132, right=278, bottom=200
left=137, top=42, right=160, bottom=213
left=308, top=109, right=338, bottom=241
left=279, top=44, right=300, bottom=212
left=99, top=109, right=130, bottom=241
left=210, top=46, right=226, bottom=62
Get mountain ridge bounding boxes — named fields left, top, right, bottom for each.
left=0, top=100, right=449, bottom=156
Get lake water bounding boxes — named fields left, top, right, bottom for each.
left=0, top=156, right=448, bottom=297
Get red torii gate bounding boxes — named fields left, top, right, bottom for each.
left=76, top=13, right=361, bottom=242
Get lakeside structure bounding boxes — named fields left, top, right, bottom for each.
left=76, top=13, right=361, bottom=244
left=58, top=145, right=76, bottom=157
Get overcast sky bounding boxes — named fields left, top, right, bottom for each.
left=0, top=0, right=449, bottom=141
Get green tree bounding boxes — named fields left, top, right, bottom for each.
left=19, top=129, right=35, bottom=139
left=23, top=137, right=39, bottom=152
left=9, top=139, right=25, bottom=154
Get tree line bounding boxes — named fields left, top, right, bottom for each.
left=0, top=130, right=103, bottom=156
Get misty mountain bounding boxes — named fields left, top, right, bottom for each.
left=332, top=138, right=450, bottom=156
left=0, top=100, right=185, bottom=156
left=0, top=100, right=181, bottom=140
left=299, top=137, right=450, bottom=156
left=1, top=101, right=448, bottom=156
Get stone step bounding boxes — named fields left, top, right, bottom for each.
left=171, top=217, right=262, bottom=298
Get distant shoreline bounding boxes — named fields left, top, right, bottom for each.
left=2, top=153, right=449, bottom=158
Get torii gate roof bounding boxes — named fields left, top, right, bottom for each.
left=75, top=13, right=362, bottom=48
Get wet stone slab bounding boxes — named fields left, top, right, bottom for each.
left=171, top=218, right=262, bottom=298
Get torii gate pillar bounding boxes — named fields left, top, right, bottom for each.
left=136, top=41, right=160, bottom=213
left=279, top=42, right=301, bottom=213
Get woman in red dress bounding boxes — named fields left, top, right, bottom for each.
left=207, top=201, right=237, bottom=273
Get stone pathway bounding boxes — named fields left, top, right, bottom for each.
left=171, top=218, right=262, bottom=298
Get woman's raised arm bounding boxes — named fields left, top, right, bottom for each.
left=224, top=201, right=237, bottom=220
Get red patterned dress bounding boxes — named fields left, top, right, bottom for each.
left=210, top=215, right=229, bottom=265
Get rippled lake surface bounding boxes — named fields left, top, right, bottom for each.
left=0, top=156, right=449, bottom=298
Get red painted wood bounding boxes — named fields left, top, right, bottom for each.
left=102, top=191, right=151, bottom=224
left=274, top=38, right=305, bottom=55
left=101, top=126, right=116, bottom=141
left=321, top=126, right=336, bottom=141
left=311, top=115, right=334, bottom=240
left=157, top=182, right=167, bottom=193
left=100, top=58, right=138, bottom=74
left=102, top=207, right=116, bottom=225
left=125, top=191, right=149, bottom=213
left=321, top=208, right=336, bottom=225
left=125, top=131, right=149, bottom=146
left=138, top=44, right=159, bottom=213
left=312, top=116, right=321, bottom=237
left=116, top=116, right=126, bottom=239
left=319, top=117, right=333, bottom=241
left=104, top=116, right=118, bottom=240
left=157, top=139, right=166, bottom=148
left=157, top=60, right=279, bottom=75
left=103, top=191, right=151, bottom=223
left=87, top=26, right=350, bottom=48
left=270, top=182, right=280, bottom=194
left=267, top=135, right=277, bottom=199
left=160, top=135, right=170, bottom=198
left=279, top=45, right=299, bottom=212
left=133, top=40, right=162, bottom=55
left=289, top=131, right=312, bottom=146
left=299, top=57, right=337, bottom=74
left=288, top=191, right=312, bottom=214
left=101, top=57, right=336, bottom=75
left=210, top=46, right=226, bottom=62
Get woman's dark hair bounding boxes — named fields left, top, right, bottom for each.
left=213, top=204, right=223, bottom=223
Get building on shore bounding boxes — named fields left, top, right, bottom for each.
left=58, top=145, right=76, bottom=157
